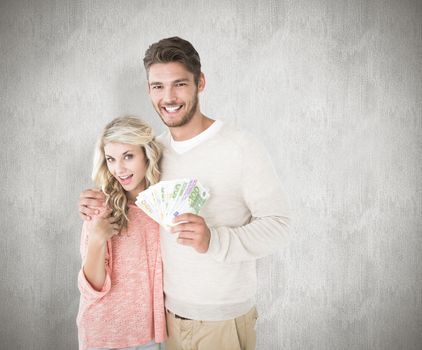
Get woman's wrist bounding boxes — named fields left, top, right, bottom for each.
left=87, top=232, right=107, bottom=248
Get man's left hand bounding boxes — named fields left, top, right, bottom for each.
left=171, top=213, right=211, bottom=253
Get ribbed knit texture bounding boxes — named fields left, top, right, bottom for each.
left=77, top=204, right=166, bottom=350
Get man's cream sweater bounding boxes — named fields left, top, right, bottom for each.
left=157, top=123, right=290, bottom=321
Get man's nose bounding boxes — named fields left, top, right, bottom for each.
left=163, top=86, right=176, bottom=103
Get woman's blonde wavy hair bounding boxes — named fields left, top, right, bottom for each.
left=92, top=116, right=161, bottom=231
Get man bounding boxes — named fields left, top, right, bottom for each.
left=79, top=37, right=290, bottom=350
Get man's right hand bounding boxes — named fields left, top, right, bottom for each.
left=79, top=188, right=106, bottom=221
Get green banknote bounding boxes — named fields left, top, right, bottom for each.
left=135, top=179, right=210, bottom=228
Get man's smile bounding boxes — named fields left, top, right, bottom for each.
left=163, top=105, right=183, bottom=113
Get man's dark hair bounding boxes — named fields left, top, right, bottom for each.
left=143, top=37, right=201, bottom=85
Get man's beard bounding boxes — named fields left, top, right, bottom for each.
left=157, top=93, right=199, bottom=128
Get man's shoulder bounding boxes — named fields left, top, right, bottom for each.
left=218, top=123, right=263, bottom=149
left=156, top=130, right=170, bottom=145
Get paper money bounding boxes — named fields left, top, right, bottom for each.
left=135, top=179, right=210, bottom=227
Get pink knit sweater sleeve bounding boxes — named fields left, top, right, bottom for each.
left=152, top=231, right=165, bottom=335
left=77, top=222, right=112, bottom=303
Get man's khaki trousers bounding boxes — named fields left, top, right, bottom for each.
left=165, top=307, right=258, bottom=350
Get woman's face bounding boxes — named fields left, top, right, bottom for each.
left=104, top=142, right=147, bottom=201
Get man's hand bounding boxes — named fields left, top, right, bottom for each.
left=79, top=188, right=106, bottom=221
left=171, top=213, right=211, bottom=253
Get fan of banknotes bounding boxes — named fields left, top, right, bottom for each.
left=135, top=179, right=210, bottom=228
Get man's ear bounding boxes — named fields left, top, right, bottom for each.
left=198, top=72, right=206, bottom=92
left=145, top=72, right=151, bottom=94
left=146, top=78, right=151, bottom=94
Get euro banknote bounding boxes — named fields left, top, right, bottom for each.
left=135, top=179, right=210, bottom=228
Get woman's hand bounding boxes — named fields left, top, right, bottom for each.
left=83, top=208, right=119, bottom=291
left=86, top=208, right=120, bottom=246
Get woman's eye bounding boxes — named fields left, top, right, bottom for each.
left=124, top=154, right=133, bottom=160
left=106, top=158, right=113, bottom=163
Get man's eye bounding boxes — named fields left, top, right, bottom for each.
left=152, top=85, right=162, bottom=89
left=176, top=83, right=186, bottom=87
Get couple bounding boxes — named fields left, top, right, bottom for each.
left=77, top=37, right=290, bottom=350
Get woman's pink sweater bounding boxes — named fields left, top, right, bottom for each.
left=76, top=204, right=166, bottom=350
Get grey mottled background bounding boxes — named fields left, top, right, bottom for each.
left=1, top=0, right=421, bottom=349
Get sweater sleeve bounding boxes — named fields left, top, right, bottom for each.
left=207, top=135, right=290, bottom=263
left=77, top=222, right=112, bottom=303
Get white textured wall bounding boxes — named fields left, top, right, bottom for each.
left=1, top=1, right=421, bottom=349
